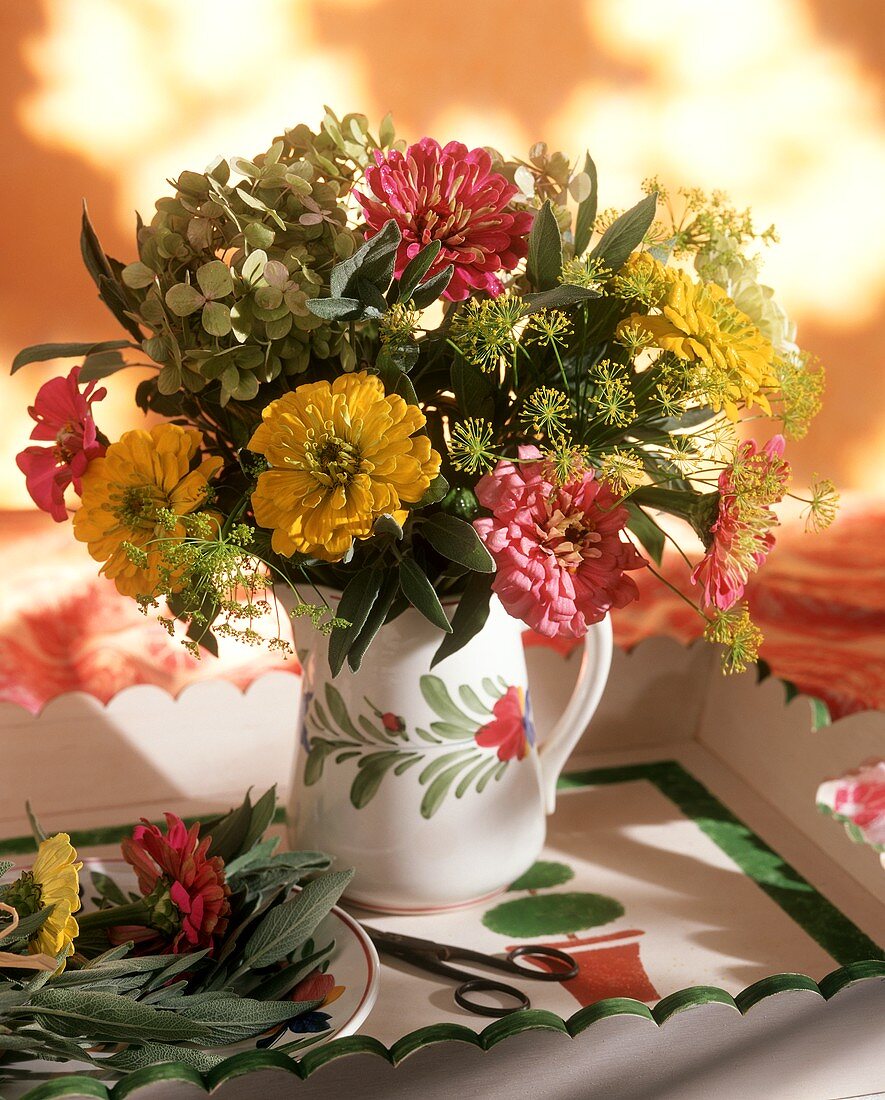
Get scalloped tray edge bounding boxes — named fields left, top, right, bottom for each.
left=16, top=961, right=885, bottom=1099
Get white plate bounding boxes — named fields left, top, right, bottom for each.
left=2, top=857, right=380, bottom=1077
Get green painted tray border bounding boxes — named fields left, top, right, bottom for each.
left=11, top=962, right=885, bottom=1098
left=559, top=760, right=883, bottom=966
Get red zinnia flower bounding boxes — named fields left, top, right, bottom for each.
left=117, top=813, right=231, bottom=954
left=356, top=138, right=534, bottom=301
left=475, top=685, right=535, bottom=762
left=15, top=366, right=106, bottom=522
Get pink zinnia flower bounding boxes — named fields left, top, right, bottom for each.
left=817, top=760, right=885, bottom=850
left=474, top=447, right=645, bottom=638
left=475, top=685, right=535, bottom=761
left=691, top=436, right=790, bottom=611
left=117, top=813, right=231, bottom=954
left=15, top=366, right=106, bottom=522
left=356, top=138, right=533, bottom=301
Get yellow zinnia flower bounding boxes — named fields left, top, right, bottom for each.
left=73, top=424, right=222, bottom=598
left=620, top=257, right=779, bottom=420
left=3, top=834, right=82, bottom=970
left=249, top=372, right=441, bottom=561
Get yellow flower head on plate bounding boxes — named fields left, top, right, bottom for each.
left=16, top=834, right=83, bottom=969
left=73, top=424, right=222, bottom=598
left=620, top=256, right=779, bottom=420
left=249, top=372, right=441, bottom=561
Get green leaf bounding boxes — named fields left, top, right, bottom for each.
left=243, top=869, right=353, bottom=970
left=410, top=264, right=454, bottom=309
left=378, top=111, right=395, bottom=147
left=105, top=1043, right=225, bottom=1072
left=80, top=203, right=144, bottom=341
left=624, top=501, right=664, bottom=565
left=250, top=940, right=334, bottom=1001
left=306, top=295, right=363, bottom=321
left=10, top=339, right=133, bottom=374
left=420, top=513, right=494, bottom=572
left=78, top=348, right=132, bottom=382
left=452, top=358, right=494, bottom=420
left=573, top=151, right=598, bottom=256
left=165, top=282, right=204, bottom=316
left=175, top=995, right=320, bottom=1045
left=520, top=284, right=600, bottom=316
left=121, top=261, right=156, bottom=289
left=432, top=571, right=493, bottom=668
left=331, top=218, right=401, bottom=299
left=394, top=240, right=441, bottom=304
left=204, top=792, right=255, bottom=864
left=196, top=259, right=233, bottom=300
left=28, top=989, right=209, bottom=1043
left=201, top=300, right=232, bottom=336
left=240, top=786, right=277, bottom=852
left=328, top=571, right=383, bottom=676
left=526, top=200, right=563, bottom=291
left=346, top=570, right=399, bottom=673
left=398, top=558, right=452, bottom=633
left=90, top=871, right=128, bottom=908
left=417, top=474, right=450, bottom=507
left=589, top=192, right=657, bottom=274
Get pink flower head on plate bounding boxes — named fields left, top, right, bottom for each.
left=118, top=813, right=231, bottom=954
left=356, top=138, right=533, bottom=301
left=691, top=435, right=790, bottom=611
left=817, top=759, right=885, bottom=856
left=15, top=366, right=106, bottom=522
left=474, top=446, right=645, bottom=638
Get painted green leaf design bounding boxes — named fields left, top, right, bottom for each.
left=324, top=683, right=364, bottom=741
left=482, top=892, right=624, bottom=937
left=455, top=757, right=491, bottom=798
left=420, top=755, right=486, bottom=819
left=350, top=751, right=405, bottom=809
left=508, top=861, right=575, bottom=892
left=458, top=685, right=491, bottom=716
left=429, top=721, right=475, bottom=740
left=420, top=675, right=478, bottom=730
left=476, top=758, right=506, bottom=794
left=303, top=740, right=333, bottom=786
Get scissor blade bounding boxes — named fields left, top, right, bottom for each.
left=361, top=925, right=447, bottom=956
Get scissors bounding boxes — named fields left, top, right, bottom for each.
left=363, top=925, right=578, bottom=1017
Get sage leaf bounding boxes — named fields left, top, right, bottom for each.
left=589, top=192, right=657, bottom=274
left=243, top=869, right=353, bottom=970
left=431, top=572, right=493, bottom=668
left=572, top=151, right=598, bottom=256
left=11, top=339, right=133, bottom=374
left=398, top=558, right=452, bottom=632
left=526, top=199, right=563, bottom=291
left=328, top=570, right=383, bottom=676
left=419, top=513, right=495, bottom=573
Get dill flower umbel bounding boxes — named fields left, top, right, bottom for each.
left=3, top=834, right=82, bottom=969
left=249, top=372, right=440, bottom=561
left=622, top=260, right=779, bottom=420
left=73, top=425, right=222, bottom=599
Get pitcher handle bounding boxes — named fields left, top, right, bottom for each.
left=536, top=616, right=613, bottom=814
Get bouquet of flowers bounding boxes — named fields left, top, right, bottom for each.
left=0, top=790, right=352, bottom=1077
left=13, top=108, right=836, bottom=673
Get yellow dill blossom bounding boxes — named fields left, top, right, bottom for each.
left=4, top=834, right=82, bottom=970
left=598, top=448, right=645, bottom=494
left=802, top=476, right=839, bottom=534
left=527, top=309, right=572, bottom=348
left=544, top=437, right=590, bottom=485
left=705, top=604, right=764, bottom=674
left=559, top=255, right=610, bottom=290
left=589, top=361, right=636, bottom=427
left=611, top=252, right=667, bottom=308
left=249, top=372, right=440, bottom=561
left=775, top=351, right=825, bottom=440
left=449, top=418, right=496, bottom=474
left=621, top=266, right=779, bottom=420
left=521, top=387, right=573, bottom=435
left=380, top=302, right=420, bottom=346
left=451, top=295, right=523, bottom=372
left=73, top=425, right=221, bottom=599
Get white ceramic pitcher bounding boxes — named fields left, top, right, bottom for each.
left=284, top=590, right=612, bottom=913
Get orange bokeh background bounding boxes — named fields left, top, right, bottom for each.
left=1, top=0, right=884, bottom=512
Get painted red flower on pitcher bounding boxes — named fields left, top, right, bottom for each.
left=117, top=813, right=231, bottom=954
left=356, top=138, right=533, bottom=301
left=475, top=685, right=535, bottom=762
left=15, top=366, right=106, bottom=522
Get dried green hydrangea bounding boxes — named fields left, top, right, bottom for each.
left=121, top=110, right=399, bottom=405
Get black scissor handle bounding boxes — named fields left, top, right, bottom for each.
left=505, top=944, right=579, bottom=981
left=455, top=978, right=530, bottom=1017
